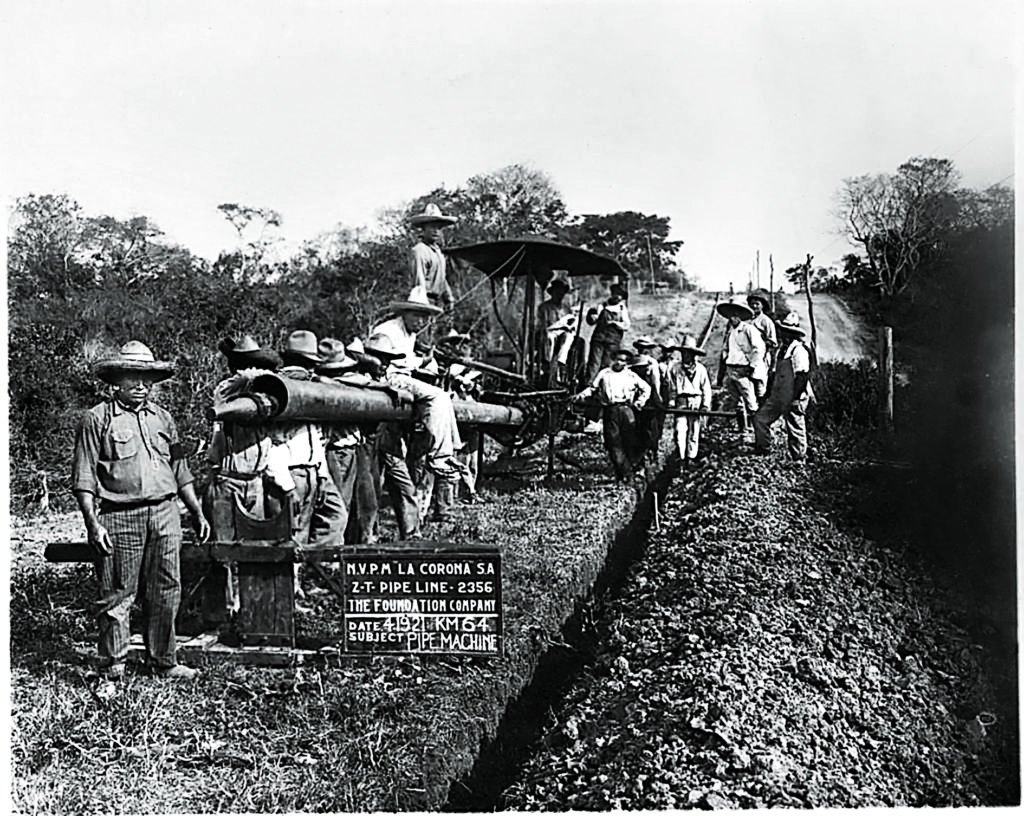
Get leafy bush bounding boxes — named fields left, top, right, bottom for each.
left=808, top=359, right=886, bottom=432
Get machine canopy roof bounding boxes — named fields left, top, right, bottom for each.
left=444, top=236, right=625, bottom=280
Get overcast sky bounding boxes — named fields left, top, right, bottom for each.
left=1, top=0, right=1015, bottom=291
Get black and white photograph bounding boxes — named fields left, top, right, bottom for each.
left=4, top=1, right=1017, bottom=812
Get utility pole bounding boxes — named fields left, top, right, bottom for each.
left=756, top=249, right=760, bottom=290
left=645, top=232, right=656, bottom=293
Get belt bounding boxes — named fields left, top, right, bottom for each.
left=214, top=470, right=260, bottom=481
left=289, top=463, right=319, bottom=471
left=100, top=495, right=174, bottom=513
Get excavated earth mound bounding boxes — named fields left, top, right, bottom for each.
left=503, top=430, right=1018, bottom=809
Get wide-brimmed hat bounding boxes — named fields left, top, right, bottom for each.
left=776, top=310, right=807, bottom=336
left=346, top=337, right=365, bottom=355
left=408, top=202, right=457, bottom=226
left=364, top=333, right=406, bottom=361
left=281, top=330, right=322, bottom=364
left=437, top=329, right=471, bottom=346
left=611, top=347, right=634, bottom=362
left=218, top=335, right=281, bottom=370
left=676, top=334, right=706, bottom=356
left=316, top=338, right=360, bottom=373
left=94, top=341, right=175, bottom=385
left=548, top=278, right=572, bottom=294
left=716, top=300, right=754, bottom=321
left=609, top=282, right=628, bottom=297
left=632, top=335, right=658, bottom=349
left=747, top=289, right=771, bottom=310
left=389, top=285, right=444, bottom=316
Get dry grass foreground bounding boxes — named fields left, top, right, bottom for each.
left=10, top=431, right=660, bottom=814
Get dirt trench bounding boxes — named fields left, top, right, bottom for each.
left=447, top=427, right=1018, bottom=810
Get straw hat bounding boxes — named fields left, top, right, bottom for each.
left=345, top=337, right=365, bottom=355
left=676, top=334, right=706, bottom=356
left=94, top=341, right=175, bottom=385
left=389, top=285, right=444, bottom=316
left=716, top=300, right=754, bottom=321
left=746, top=289, right=771, bottom=310
left=408, top=202, right=457, bottom=226
left=632, top=335, right=658, bottom=349
left=776, top=310, right=807, bottom=337
left=364, top=333, right=406, bottom=361
left=218, top=335, right=281, bottom=371
left=281, top=330, right=321, bottom=364
left=315, top=338, right=360, bottom=373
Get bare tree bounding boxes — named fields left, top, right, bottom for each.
left=834, top=157, right=960, bottom=297
left=217, top=202, right=283, bottom=276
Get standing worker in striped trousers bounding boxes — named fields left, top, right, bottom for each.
left=72, top=341, right=210, bottom=686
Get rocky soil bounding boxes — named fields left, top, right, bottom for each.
left=502, top=428, right=1018, bottom=809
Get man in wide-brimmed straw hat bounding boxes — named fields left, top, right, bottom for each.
left=754, top=311, right=814, bottom=461
left=361, top=332, right=422, bottom=540
left=202, top=336, right=285, bottom=623
left=630, top=336, right=665, bottom=459
left=371, top=286, right=465, bottom=483
left=409, top=202, right=458, bottom=310
left=665, top=335, right=713, bottom=467
left=572, top=347, right=651, bottom=483
left=746, top=289, right=778, bottom=402
left=585, top=281, right=632, bottom=383
left=267, top=330, right=346, bottom=601
left=72, top=341, right=210, bottom=686
left=716, top=298, right=767, bottom=435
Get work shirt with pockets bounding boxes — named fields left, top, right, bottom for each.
left=72, top=398, right=193, bottom=504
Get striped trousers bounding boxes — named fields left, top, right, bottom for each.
left=94, top=498, right=182, bottom=670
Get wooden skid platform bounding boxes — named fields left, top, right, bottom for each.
left=121, top=633, right=350, bottom=667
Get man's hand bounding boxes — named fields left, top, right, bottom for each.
left=192, top=511, right=211, bottom=543
left=87, top=521, right=113, bottom=556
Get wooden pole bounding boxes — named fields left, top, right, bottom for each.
left=880, top=326, right=894, bottom=437
left=768, top=254, right=775, bottom=313
left=756, top=249, right=760, bottom=290
left=801, top=254, right=819, bottom=369
left=645, top=232, right=656, bottom=292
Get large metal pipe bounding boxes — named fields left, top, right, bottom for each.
left=209, top=373, right=527, bottom=427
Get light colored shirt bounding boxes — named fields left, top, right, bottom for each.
left=580, top=367, right=651, bottom=408
left=723, top=321, right=767, bottom=381
left=207, top=373, right=274, bottom=476
left=72, top=398, right=192, bottom=503
left=371, top=315, right=422, bottom=374
left=750, top=313, right=778, bottom=350
left=666, top=361, right=712, bottom=410
left=781, top=339, right=810, bottom=373
left=410, top=241, right=453, bottom=302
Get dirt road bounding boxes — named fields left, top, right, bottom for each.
left=620, top=290, right=869, bottom=364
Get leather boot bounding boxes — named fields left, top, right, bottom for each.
left=736, top=410, right=748, bottom=433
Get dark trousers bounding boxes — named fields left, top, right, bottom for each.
left=602, top=403, right=639, bottom=481
left=343, top=439, right=380, bottom=547
left=94, top=499, right=182, bottom=670
left=636, top=406, right=663, bottom=458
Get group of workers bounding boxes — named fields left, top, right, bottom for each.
left=70, top=202, right=486, bottom=685
left=569, top=288, right=814, bottom=482
left=69, top=198, right=813, bottom=686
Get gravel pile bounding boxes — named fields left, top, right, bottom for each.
left=503, top=430, right=1018, bottom=809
